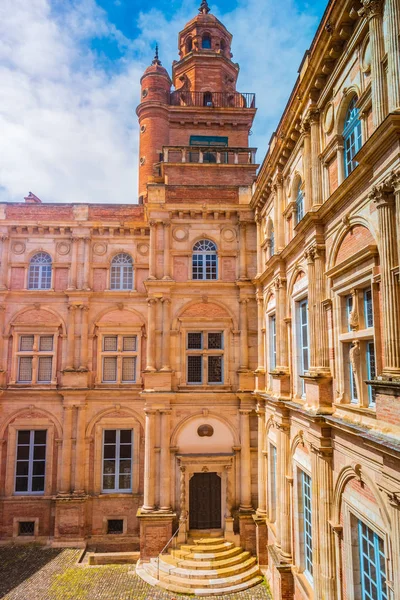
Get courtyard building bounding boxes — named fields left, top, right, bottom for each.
left=0, top=0, right=399, bottom=598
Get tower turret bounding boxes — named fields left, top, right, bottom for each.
left=136, top=47, right=172, bottom=197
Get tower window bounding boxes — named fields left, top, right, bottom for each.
left=186, top=37, right=193, bottom=53
left=203, top=92, right=213, bottom=107
left=202, top=33, right=211, bottom=49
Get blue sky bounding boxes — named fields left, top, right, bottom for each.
left=0, top=0, right=327, bottom=203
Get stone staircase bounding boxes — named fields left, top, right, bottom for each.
left=136, top=536, right=263, bottom=596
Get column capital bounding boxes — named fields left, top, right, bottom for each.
left=144, top=408, right=157, bottom=416
left=239, top=408, right=252, bottom=415
left=163, top=220, right=172, bottom=228
left=308, top=107, right=320, bottom=124
left=67, top=304, right=78, bottom=312
left=273, top=275, right=286, bottom=289
left=239, top=221, right=247, bottom=230
left=161, top=296, right=171, bottom=305
left=149, top=220, right=157, bottom=228
left=0, top=235, right=9, bottom=243
left=359, top=0, right=383, bottom=19
left=386, top=170, right=400, bottom=194
left=147, top=297, right=158, bottom=306
left=369, top=182, right=395, bottom=208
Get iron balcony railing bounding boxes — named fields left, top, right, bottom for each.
left=169, top=91, right=256, bottom=109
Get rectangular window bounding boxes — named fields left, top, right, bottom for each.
left=358, top=520, right=388, bottom=600
left=186, top=331, right=224, bottom=385
left=367, top=341, right=376, bottom=406
left=15, top=430, right=47, bottom=494
left=364, top=289, right=373, bottom=328
left=301, top=471, right=313, bottom=580
left=102, top=429, right=132, bottom=493
left=346, top=295, right=353, bottom=332
left=269, top=444, right=277, bottom=523
left=269, top=315, right=276, bottom=370
left=299, top=300, right=309, bottom=396
left=101, top=335, right=138, bottom=384
left=17, top=335, right=54, bottom=384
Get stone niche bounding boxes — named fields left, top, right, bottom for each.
left=176, top=415, right=235, bottom=453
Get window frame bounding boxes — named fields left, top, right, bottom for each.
left=11, top=330, right=58, bottom=386
left=191, top=239, right=218, bottom=281
left=14, top=429, right=47, bottom=495
left=343, top=96, right=362, bottom=178
left=298, top=298, right=309, bottom=398
left=358, top=519, right=389, bottom=600
left=268, top=443, right=277, bottom=523
left=295, top=184, right=305, bottom=226
left=100, top=334, right=138, bottom=384
left=102, top=429, right=133, bottom=494
left=27, top=252, right=52, bottom=291
left=185, top=331, right=224, bottom=385
left=95, top=326, right=142, bottom=388
left=300, top=469, right=313, bottom=583
left=109, top=253, right=134, bottom=291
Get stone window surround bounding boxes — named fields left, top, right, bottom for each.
left=4, top=420, right=56, bottom=497
left=94, top=417, right=141, bottom=496
left=102, top=515, right=128, bottom=536
left=342, top=497, right=391, bottom=600
left=9, top=328, right=59, bottom=387
left=292, top=457, right=314, bottom=596
left=94, top=325, right=143, bottom=388
left=13, top=516, right=40, bottom=539
left=177, top=318, right=232, bottom=390
left=265, top=303, right=276, bottom=393
left=265, top=425, right=277, bottom=530
left=291, top=282, right=309, bottom=401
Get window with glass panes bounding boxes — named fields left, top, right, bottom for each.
left=364, top=288, right=373, bottom=328
left=186, top=331, right=224, bottom=384
left=102, top=429, right=132, bottom=492
left=269, top=444, right=277, bottom=522
left=346, top=294, right=353, bottom=332
left=343, top=96, right=362, bottom=177
left=16, top=334, right=55, bottom=384
left=110, top=253, right=133, bottom=290
left=367, top=341, right=376, bottom=406
left=192, top=240, right=218, bottom=280
left=299, top=300, right=309, bottom=396
left=301, top=471, right=313, bottom=579
left=15, top=430, right=46, bottom=494
left=358, top=520, right=388, bottom=600
left=28, top=252, right=52, bottom=290
left=295, top=184, right=304, bottom=225
left=101, top=335, right=137, bottom=383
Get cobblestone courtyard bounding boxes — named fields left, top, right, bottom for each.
left=0, top=548, right=272, bottom=600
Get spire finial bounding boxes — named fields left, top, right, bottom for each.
left=199, top=0, right=210, bottom=14
left=152, top=43, right=161, bottom=66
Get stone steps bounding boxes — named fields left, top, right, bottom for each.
left=136, top=535, right=263, bottom=596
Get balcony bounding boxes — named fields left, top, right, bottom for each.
left=169, top=91, right=256, bottom=109
left=162, top=145, right=257, bottom=165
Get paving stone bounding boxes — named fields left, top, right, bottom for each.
left=0, top=547, right=272, bottom=600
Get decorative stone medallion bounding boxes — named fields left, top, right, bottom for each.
left=221, top=227, right=236, bottom=242
left=93, top=242, right=107, bottom=256
left=323, top=102, right=334, bottom=134
left=197, top=424, right=214, bottom=437
left=361, top=36, right=371, bottom=73
left=56, top=241, right=71, bottom=255
left=11, top=241, right=26, bottom=255
left=137, top=243, right=149, bottom=256
left=172, top=227, right=189, bottom=242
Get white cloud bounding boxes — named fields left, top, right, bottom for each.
left=0, top=0, right=323, bottom=203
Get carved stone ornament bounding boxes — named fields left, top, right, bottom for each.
left=323, top=102, right=334, bottom=134
left=172, top=227, right=189, bottom=242
left=197, top=424, right=214, bottom=437
left=137, top=243, right=149, bottom=256
left=11, top=241, right=26, bottom=255
left=92, top=242, right=107, bottom=256
left=56, top=241, right=71, bottom=256
left=221, top=226, right=236, bottom=242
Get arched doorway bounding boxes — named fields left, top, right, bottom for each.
left=189, top=472, right=221, bottom=529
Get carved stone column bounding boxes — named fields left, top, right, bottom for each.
left=392, top=171, right=400, bottom=280
left=336, top=139, right=345, bottom=187
left=59, top=405, right=74, bottom=495
left=159, top=409, right=171, bottom=511
left=309, top=108, right=323, bottom=207
left=82, top=237, right=91, bottom=290
left=256, top=290, right=265, bottom=372
left=277, top=421, right=291, bottom=560
left=360, top=0, right=386, bottom=127
left=79, top=305, right=89, bottom=371
left=305, top=245, right=329, bottom=372
left=239, top=299, right=249, bottom=370
left=370, top=180, right=400, bottom=375
left=311, top=444, right=336, bottom=600
left=148, top=221, right=157, bottom=280
left=0, top=235, right=9, bottom=290
left=256, top=405, right=266, bottom=515
left=256, top=214, right=263, bottom=275
left=162, top=221, right=172, bottom=280
left=239, top=409, right=252, bottom=511
left=160, top=297, right=171, bottom=371
left=65, top=305, right=77, bottom=371
left=142, top=408, right=156, bottom=511
left=73, top=404, right=87, bottom=495
left=146, top=298, right=157, bottom=371
left=386, top=0, right=400, bottom=111
left=302, top=121, right=312, bottom=212
left=239, top=222, right=248, bottom=280
left=68, top=237, right=79, bottom=290
left=274, top=276, right=288, bottom=369
left=0, top=305, right=6, bottom=372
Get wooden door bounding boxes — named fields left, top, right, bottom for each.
left=189, top=472, right=221, bottom=529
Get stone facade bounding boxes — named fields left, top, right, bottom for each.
left=252, top=0, right=400, bottom=598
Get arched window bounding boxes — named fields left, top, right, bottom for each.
left=202, top=33, right=211, bottom=49
left=270, top=228, right=275, bottom=257
left=28, top=252, right=52, bottom=290
left=343, top=96, right=362, bottom=177
left=220, top=39, right=226, bottom=53
left=110, top=253, right=133, bottom=290
left=203, top=91, right=213, bottom=107
left=295, top=182, right=304, bottom=225
left=186, top=37, right=193, bottom=53
left=192, top=240, right=217, bottom=280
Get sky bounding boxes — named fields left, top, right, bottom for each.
left=0, top=0, right=327, bottom=204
